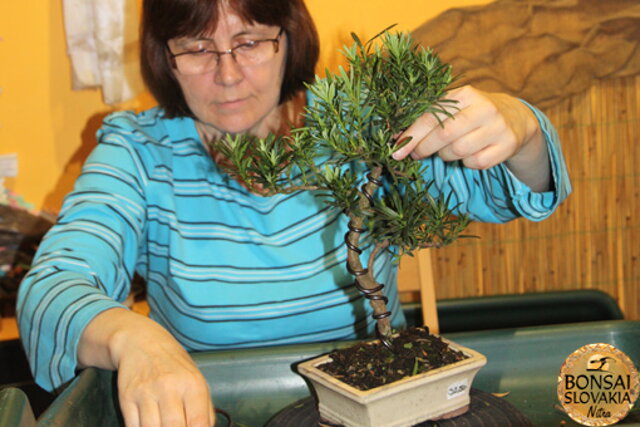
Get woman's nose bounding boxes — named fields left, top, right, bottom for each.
left=214, top=53, right=244, bottom=86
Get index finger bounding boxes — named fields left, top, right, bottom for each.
left=391, top=103, right=455, bottom=161
left=183, top=384, right=215, bottom=427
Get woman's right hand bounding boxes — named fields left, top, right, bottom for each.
left=78, top=308, right=215, bottom=427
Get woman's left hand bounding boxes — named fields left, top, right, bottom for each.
left=392, top=85, right=551, bottom=192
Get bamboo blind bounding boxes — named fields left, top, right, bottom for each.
left=407, top=75, right=640, bottom=320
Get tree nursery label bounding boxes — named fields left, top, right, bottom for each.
left=557, top=343, right=639, bottom=426
left=447, top=379, right=468, bottom=399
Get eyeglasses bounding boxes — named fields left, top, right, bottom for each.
left=167, top=28, right=284, bottom=75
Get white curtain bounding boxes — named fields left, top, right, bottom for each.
left=62, top=0, right=143, bottom=105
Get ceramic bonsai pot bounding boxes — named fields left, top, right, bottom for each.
left=297, top=337, right=486, bottom=427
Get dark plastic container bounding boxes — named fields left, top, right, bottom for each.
left=34, top=320, right=640, bottom=427
left=1, top=289, right=631, bottom=426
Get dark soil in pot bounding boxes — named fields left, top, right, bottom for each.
left=318, top=326, right=468, bottom=391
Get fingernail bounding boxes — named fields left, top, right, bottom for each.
left=395, top=136, right=410, bottom=146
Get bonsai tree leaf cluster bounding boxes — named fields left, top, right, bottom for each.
left=209, top=29, right=470, bottom=344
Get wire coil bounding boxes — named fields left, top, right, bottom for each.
left=344, top=172, right=393, bottom=350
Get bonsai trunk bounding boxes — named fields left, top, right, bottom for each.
left=344, top=165, right=392, bottom=340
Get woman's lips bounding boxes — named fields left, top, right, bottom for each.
left=217, top=98, right=248, bottom=109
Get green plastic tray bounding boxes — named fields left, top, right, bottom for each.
left=34, top=320, right=640, bottom=427
left=0, top=387, right=36, bottom=427
left=406, top=289, right=625, bottom=333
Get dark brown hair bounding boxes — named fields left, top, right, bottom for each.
left=140, top=0, right=320, bottom=118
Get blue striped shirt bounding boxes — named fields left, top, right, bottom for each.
left=17, top=99, right=571, bottom=392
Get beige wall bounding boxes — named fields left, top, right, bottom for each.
left=0, top=1, right=490, bottom=213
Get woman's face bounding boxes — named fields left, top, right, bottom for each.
left=169, top=5, right=287, bottom=139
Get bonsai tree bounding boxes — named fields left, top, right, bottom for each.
left=210, top=29, right=470, bottom=347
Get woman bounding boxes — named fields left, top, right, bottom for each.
left=17, top=0, right=570, bottom=425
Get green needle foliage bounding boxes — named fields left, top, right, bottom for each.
left=209, top=29, right=471, bottom=340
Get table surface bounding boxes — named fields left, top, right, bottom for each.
left=34, top=320, right=640, bottom=427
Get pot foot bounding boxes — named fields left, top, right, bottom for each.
left=430, top=403, right=470, bottom=421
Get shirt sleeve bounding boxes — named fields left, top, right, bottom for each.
left=427, top=100, right=571, bottom=223
left=16, top=112, right=148, bottom=392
